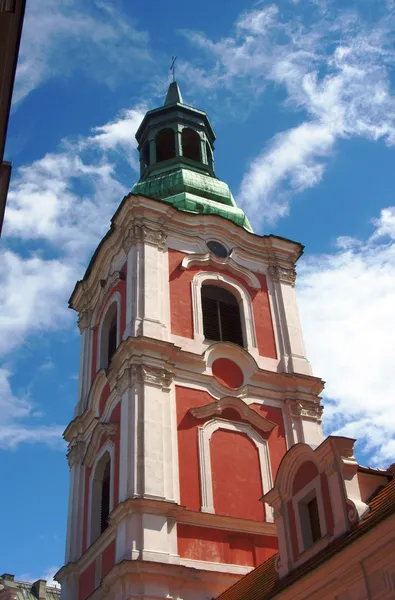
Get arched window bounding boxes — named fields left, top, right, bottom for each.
left=108, top=311, right=117, bottom=364
left=156, top=128, right=176, bottom=162
left=99, top=301, right=118, bottom=369
left=201, top=285, right=243, bottom=346
left=182, top=128, right=201, bottom=161
left=90, top=451, right=112, bottom=544
left=100, top=460, right=111, bottom=534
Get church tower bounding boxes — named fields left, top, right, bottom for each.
left=56, top=83, right=324, bottom=600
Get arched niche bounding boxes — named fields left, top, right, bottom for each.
left=156, top=128, right=176, bottom=162
left=182, top=128, right=201, bottom=161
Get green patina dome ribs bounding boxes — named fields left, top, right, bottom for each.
left=131, top=81, right=252, bottom=232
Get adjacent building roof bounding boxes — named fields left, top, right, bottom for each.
left=0, top=574, right=60, bottom=600
left=217, top=475, right=395, bottom=600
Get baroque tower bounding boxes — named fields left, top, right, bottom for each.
left=56, top=83, right=324, bottom=600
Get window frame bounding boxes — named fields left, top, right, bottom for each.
left=191, top=272, right=257, bottom=351
left=293, top=473, right=327, bottom=554
left=96, top=292, right=121, bottom=371
left=87, top=440, right=115, bottom=547
left=197, top=418, right=273, bottom=522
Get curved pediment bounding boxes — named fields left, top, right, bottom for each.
left=181, top=253, right=261, bottom=290
left=189, top=396, right=276, bottom=433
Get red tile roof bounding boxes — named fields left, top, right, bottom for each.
left=217, top=476, right=395, bottom=600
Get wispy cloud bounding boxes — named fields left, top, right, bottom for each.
left=1, top=104, right=145, bottom=449
left=183, top=2, right=395, bottom=227
left=298, top=206, right=395, bottom=463
left=15, top=0, right=151, bottom=105
left=0, top=367, right=64, bottom=450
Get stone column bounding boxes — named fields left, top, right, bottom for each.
left=268, top=265, right=312, bottom=375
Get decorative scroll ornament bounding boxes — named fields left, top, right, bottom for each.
left=83, top=422, right=118, bottom=467
left=67, top=441, right=86, bottom=468
left=288, top=400, right=323, bottom=422
left=78, top=309, right=92, bottom=332
left=116, top=365, right=174, bottom=393
left=268, top=265, right=296, bottom=287
left=122, top=222, right=167, bottom=253
left=141, top=366, right=174, bottom=390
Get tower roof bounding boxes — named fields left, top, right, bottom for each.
left=132, top=82, right=252, bottom=232
left=164, top=81, right=183, bottom=105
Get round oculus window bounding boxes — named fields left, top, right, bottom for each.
left=206, top=240, right=229, bottom=258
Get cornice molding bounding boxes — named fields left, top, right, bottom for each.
left=70, top=196, right=302, bottom=312
left=181, top=253, right=261, bottom=290
left=190, top=396, right=276, bottom=433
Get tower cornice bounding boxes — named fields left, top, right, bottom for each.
left=69, top=194, right=303, bottom=314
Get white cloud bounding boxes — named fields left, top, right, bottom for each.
left=0, top=251, right=75, bottom=355
left=184, top=3, right=395, bottom=228
left=1, top=104, right=144, bottom=448
left=298, top=206, right=395, bottom=464
left=14, top=0, right=151, bottom=105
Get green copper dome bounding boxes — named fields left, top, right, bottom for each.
left=132, top=82, right=252, bottom=232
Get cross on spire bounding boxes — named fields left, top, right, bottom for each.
left=170, top=56, right=177, bottom=82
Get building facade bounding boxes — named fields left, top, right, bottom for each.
left=216, top=441, right=395, bottom=600
left=0, top=0, right=26, bottom=235
left=56, top=82, right=325, bottom=600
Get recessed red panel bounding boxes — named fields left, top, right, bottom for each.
left=212, top=358, right=244, bottom=389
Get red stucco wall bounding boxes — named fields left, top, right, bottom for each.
left=176, top=387, right=285, bottom=515
left=210, top=429, right=264, bottom=520
left=78, top=561, right=95, bottom=600
left=178, top=524, right=278, bottom=566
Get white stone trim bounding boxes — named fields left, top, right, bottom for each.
left=191, top=272, right=257, bottom=351
left=198, top=418, right=273, bottom=522
left=96, top=292, right=121, bottom=371
left=181, top=253, right=261, bottom=290
left=87, top=440, right=115, bottom=547
left=179, top=558, right=254, bottom=575
left=292, top=473, right=328, bottom=555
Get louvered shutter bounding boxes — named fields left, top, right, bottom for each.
left=108, top=316, right=117, bottom=364
left=220, top=302, right=243, bottom=346
left=100, top=471, right=110, bottom=534
left=202, top=295, right=221, bottom=341
left=201, top=285, right=244, bottom=347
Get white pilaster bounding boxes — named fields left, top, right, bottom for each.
left=122, top=225, right=169, bottom=341
left=65, top=443, right=86, bottom=563
left=269, top=266, right=312, bottom=376
left=76, top=311, right=93, bottom=416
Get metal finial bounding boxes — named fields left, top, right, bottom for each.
left=170, top=56, right=177, bottom=82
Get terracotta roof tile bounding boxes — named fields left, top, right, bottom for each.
left=217, top=477, right=395, bottom=600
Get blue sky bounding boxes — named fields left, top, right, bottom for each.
left=1, top=0, right=395, bottom=585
